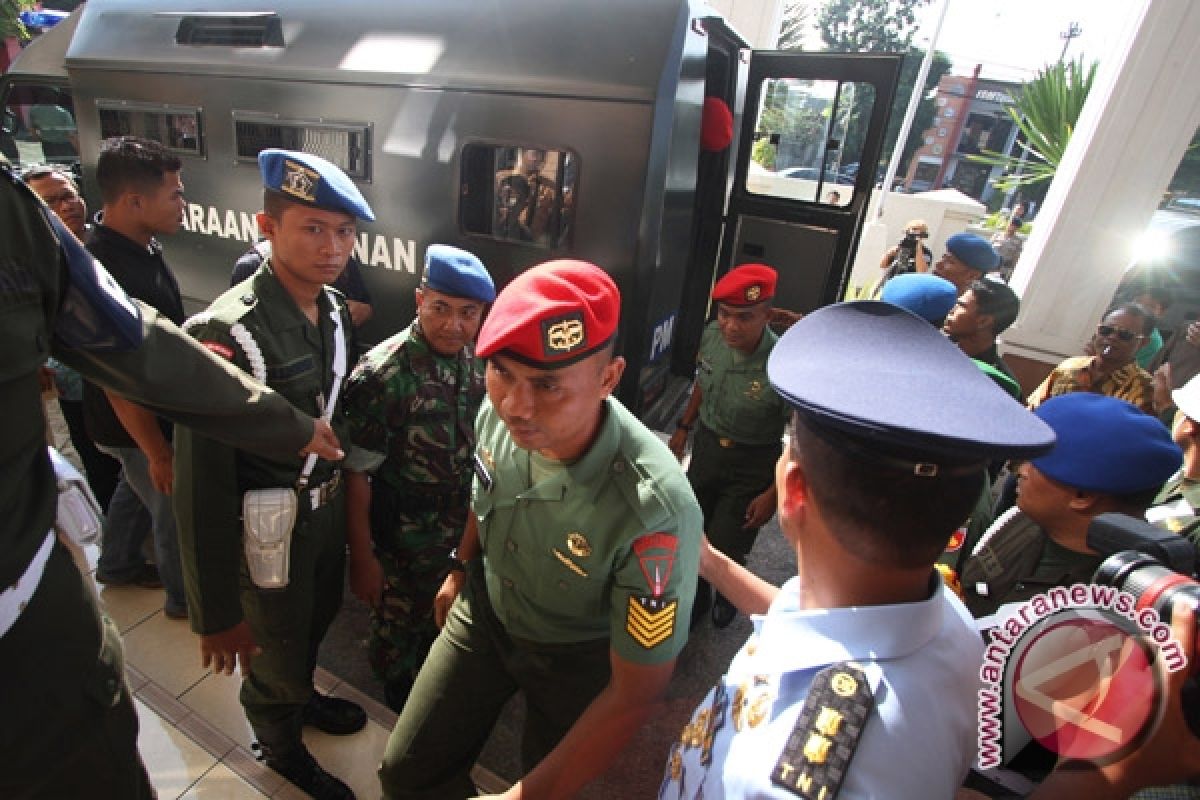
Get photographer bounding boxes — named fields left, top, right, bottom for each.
left=874, top=219, right=932, bottom=295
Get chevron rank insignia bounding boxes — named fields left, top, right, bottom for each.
left=627, top=595, right=677, bottom=649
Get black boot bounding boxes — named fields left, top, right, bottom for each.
left=303, top=691, right=367, bottom=735
left=253, top=717, right=356, bottom=800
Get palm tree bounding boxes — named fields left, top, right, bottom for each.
left=969, top=58, right=1098, bottom=192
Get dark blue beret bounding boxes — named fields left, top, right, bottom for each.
left=1031, top=394, right=1181, bottom=494
left=881, top=273, right=957, bottom=325
left=422, top=245, right=495, bottom=303
left=767, top=302, right=1054, bottom=470
left=258, top=149, right=375, bottom=222
left=945, top=232, right=1000, bottom=272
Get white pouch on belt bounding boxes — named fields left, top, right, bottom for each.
left=240, top=290, right=346, bottom=591
left=48, top=446, right=103, bottom=547
left=242, top=488, right=298, bottom=590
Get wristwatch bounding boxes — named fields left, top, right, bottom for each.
left=447, top=547, right=469, bottom=573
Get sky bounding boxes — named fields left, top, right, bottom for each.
left=908, top=0, right=1148, bottom=83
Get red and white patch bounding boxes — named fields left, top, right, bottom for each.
left=633, top=532, right=678, bottom=597
left=945, top=527, right=967, bottom=553
left=201, top=341, right=235, bottom=360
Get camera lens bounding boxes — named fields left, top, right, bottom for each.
left=1094, top=550, right=1200, bottom=625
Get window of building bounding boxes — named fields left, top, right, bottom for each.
left=938, top=128, right=948, bottom=137
left=459, top=144, right=577, bottom=249
left=97, top=102, right=203, bottom=156
left=943, top=107, right=956, bottom=118
left=933, top=144, right=944, bottom=155
left=232, top=113, right=369, bottom=179
left=924, top=135, right=934, bottom=145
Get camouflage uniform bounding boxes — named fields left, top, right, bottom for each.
left=342, top=319, right=485, bottom=683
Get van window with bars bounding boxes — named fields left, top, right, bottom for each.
left=233, top=116, right=369, bottom=180
left=459, top=144, right=577, bottom=249
left=97, top=103, right=202, bottom=155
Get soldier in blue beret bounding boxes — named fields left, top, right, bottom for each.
left=962, top=393, right=1182, bottom=618
left=176, top=148, right=376, bottom=799
left=880, top=272, right=958, bottom=325
left=934, top=231, right=1001, bottom=294
left=662, top=301, right=1054, bottom=799
left=341, top=244, right=494, bottom=713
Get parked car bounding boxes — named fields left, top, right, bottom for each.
left=1115, top=207, right=1200, bottom=335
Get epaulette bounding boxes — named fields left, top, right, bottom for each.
left=771, top=662, right=875, bottom=799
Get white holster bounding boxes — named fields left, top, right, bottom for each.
left=242, top=488, right=298, bottom=590
left=48, top=446, right=103, bottom=548
left=240, top=289, right=347, bottom=591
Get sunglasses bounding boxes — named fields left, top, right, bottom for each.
left=1096, top=324, right=1141, bottom=342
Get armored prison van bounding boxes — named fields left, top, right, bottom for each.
left=1, top=0, right=901, bottom=420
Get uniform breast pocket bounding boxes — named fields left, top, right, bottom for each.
left=530, top=543, right=602, bottom=614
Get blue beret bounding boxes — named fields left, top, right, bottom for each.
left=881, top=273, right=957, bottom=325
left=945, top=232, right=1000, bottom=272
left=767, top=302, right=1054, bottom=469
left=1031, top=394, right=1181, bottom=494
left=258, top=149, right=374, bottom=222
left=422, top=245, right=495, bottom=303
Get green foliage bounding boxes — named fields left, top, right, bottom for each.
left=1167, top=128, right=1200, bottom=196
left=816, top=0, right=934, bottom=53
left=968, top=58, right=1098, bottom=192
left=0, top=0, right=36, bottom=41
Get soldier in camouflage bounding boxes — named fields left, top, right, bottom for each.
left=342, top=244, right=495, bottom=712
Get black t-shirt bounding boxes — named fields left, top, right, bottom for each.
left=82, top=224, right=184, bottom=447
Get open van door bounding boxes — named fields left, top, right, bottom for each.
left=721, top=52, right=903, bottom=313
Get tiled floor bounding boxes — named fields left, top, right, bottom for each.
left=84, top=547, right=505, bottom=799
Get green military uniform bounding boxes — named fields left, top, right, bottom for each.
left=689, top=320, right=789, bottom=563
left=960, top=511, right=1103, bottom=618
left=1147, top=472, right=1200, bottom=546
left=175, top=263, right=353, bottom=735
left=379, top=397, right=702, bottom=798
left=0, top=157, right=313, bottom=798
left=936, top=478, right=995, bottom=580
left=342, top=319, right=485, bottom=684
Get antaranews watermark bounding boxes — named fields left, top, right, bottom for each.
left=977, top=582, right=1187, bottom=770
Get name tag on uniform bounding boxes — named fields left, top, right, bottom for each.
left=473, top=452, right=494, bottom=493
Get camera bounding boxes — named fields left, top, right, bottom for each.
left=1089, top=512, right=1199, bottom=625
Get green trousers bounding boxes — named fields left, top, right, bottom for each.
left=688, top=424, right=781, bottom=564
left=1, top=539, right=154, bottom=799
left=239, top=493, right=347, bottom=730
left=379, top=563, right=611, bottom=799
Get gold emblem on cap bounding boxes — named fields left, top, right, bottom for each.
left=281, top=160, right=319, bottom=203
left=745, top=284, right=762, bottom=302
left=544, top=318, right=586, bottom=353
left=830, top=671, right=858, bottom=698
left=567, top=532, right=592, bottom=558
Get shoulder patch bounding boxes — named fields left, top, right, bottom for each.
left=771, top=662, right=874, bottom=799
left=627, top=532, right=679, bottom=649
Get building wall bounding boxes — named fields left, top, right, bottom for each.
left=705, top=0, right=785, bottom=49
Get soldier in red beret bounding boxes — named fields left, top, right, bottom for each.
left=668, top=263, right=792, bottom=628
left=379, top=260, right=702, bottom=799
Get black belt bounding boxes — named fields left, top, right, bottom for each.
left=696, top=422, right=782, bottom=451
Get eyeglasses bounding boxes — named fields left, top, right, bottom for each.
left=1096, top=324, right=1142, bottom=342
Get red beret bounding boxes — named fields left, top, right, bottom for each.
left=476, top=260, right=620, bottom=368
left=712, top=263, right=776, bottom=306
left=701, top=97, right=734, bottom=153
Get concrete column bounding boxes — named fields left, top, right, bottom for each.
left=1003, top=0, right=1200, bottom=389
